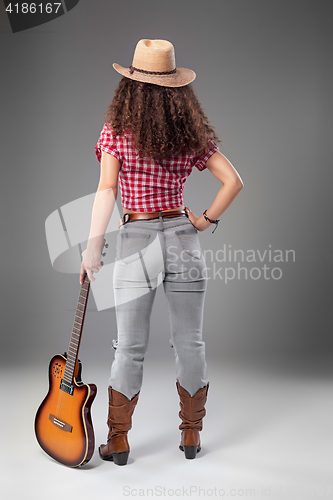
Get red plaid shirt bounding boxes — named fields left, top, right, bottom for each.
left=95, top=123, right=219, bottom=212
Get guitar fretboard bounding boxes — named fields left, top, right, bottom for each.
left=62, top=275, right=90, bottom=384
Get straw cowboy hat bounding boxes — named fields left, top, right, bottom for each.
left=113, top=39, right=196, bottom=87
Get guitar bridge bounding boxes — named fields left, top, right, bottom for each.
left=49, top=414, right=73, bottom=433
left=60, top=379, right=74, bottom=395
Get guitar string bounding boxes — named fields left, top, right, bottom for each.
left=55, top=277, right=89, bottom=424
left=55, top=287, right=86, bottom=419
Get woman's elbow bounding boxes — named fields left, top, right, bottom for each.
left=231, top=176, right=244, bottom=192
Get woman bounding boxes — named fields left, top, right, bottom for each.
left=80, top=39, right=243, bottom=465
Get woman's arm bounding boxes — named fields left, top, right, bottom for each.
left=187, top=151, right=244, bottom=231
left=80, top=151, right=121, bottom=283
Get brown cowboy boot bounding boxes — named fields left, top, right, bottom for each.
left=99, top=386, right=139, bottom=466
left=176, top=381, right=209, bottom=459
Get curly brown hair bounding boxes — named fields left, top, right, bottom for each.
left=104, top=77, right=220, bottom=160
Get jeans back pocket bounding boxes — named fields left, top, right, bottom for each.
left=175, top=227, right=202, bottom=260
left=119, top=229, right=151, bottom=264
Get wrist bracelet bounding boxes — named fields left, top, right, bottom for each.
left=203, top=210, right=220, bottom=233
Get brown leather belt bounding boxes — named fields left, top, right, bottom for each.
left=118, top=209, right=188, bottom=228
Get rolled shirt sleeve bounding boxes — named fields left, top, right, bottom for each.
left=192, top=139, right=219, bottom=171
left=95, top=123, right=121, bottom=163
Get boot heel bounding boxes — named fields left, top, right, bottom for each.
left=183, top=446, right=197, bottom=459
left=113, top=451, right=129, bottom=466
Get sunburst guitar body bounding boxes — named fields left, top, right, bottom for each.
left=35, top=353, right=97, bottom=467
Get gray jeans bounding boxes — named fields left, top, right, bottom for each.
left=110, top=214, right=209, bottom=399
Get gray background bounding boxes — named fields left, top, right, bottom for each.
left=1, top=1, right=332, bottom=499
left=1, top=0, right=331, bottom=368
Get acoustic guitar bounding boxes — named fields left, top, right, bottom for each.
left=35, top=271, right=98, bottom=467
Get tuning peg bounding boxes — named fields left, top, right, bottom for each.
left=104, top=242, right=109, bottom=248
left=100, top=261, right=104, bottom=266
left=102, top=252, right=106, bottom=257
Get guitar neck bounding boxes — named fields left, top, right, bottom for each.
left=62, top=274, right=90, bottom=385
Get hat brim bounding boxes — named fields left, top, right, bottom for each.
left=113, top=63, right=196, bottom=87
